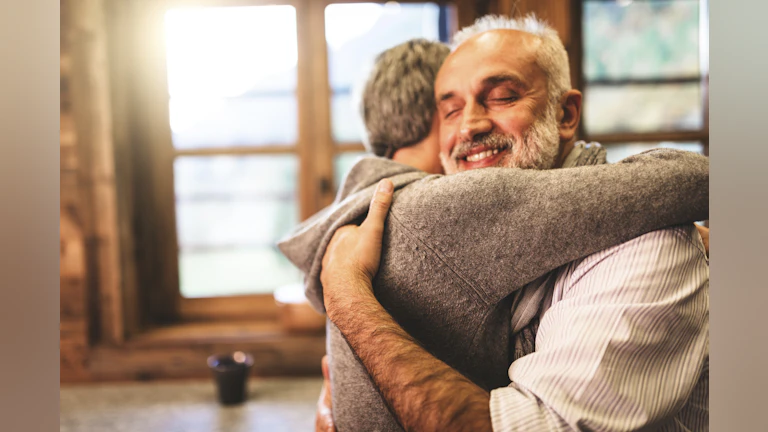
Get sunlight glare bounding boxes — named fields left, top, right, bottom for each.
left=164, top=6, right=298, bottom=99
left=325, top=3, right=384, bottom=51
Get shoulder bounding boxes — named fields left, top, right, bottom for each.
left=577, top=225, right=706, bottom=271
left=554, top=225, right=709, bottom=300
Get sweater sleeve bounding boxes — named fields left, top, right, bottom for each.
left=387, top=148, right=708, bottom=303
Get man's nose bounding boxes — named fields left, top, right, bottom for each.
left=459, top=103, right=492, bottom=143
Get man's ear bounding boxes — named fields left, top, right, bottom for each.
left=557, top=89, right=582, bottom=142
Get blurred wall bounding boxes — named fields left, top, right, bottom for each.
left=60, top=0, right=91, bottom=382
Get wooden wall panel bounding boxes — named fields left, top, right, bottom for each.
left=60, top=203, right=90, bottom=382
left=60, top=341, right=91, bottom=382
left=504, top=0, right=572, bottom=46
left=68, top=0, right=125, bottom=345
left=60, top=113, right=78, bottom=172
left=61, top=0, right=92, bottom=383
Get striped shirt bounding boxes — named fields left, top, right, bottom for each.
left=491, top=225, right=710, bottom=431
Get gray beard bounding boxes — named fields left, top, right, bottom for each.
left=441, top=101, right=561, bottom=174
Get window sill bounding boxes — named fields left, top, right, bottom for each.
left=83, top=321, right=326, bottom=382
left=126, top=320, right=318, bottom=347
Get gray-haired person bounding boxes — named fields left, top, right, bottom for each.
left=359, top=38, right=449, bottom=175
left=281, top=28, right=709, bottom=432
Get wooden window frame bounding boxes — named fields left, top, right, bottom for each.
left=576, top=0, right=710, bottom=154
left=106, top=0, right=331, bottom=334
left=100, top=0, right=466, bottom=347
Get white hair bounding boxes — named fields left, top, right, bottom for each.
left=451, top=14, right=571, bottom=103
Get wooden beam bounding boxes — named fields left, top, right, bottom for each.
left=585, top=130, right=709, bottom=145
left=334, top=142, right=367, bottom=153
left=68, top=0, right=125, bottom=345
left=60, top=199, right=91, bottom=382
left=569, top=0, right=585, bottom=140
left=61, top=341, right=91, bottom=382
left=103, top=0, right=144, bottom=337
left=127, top=321, right=291, bottom=347
left=179, top=295, right=279, bottom=322
left=585, top=76, right=703, bottom=86
left=86, top=327, right=326, bottom=381
left=60, top=112, right=78, bottom=171
left=302, top=1, right=336, bottom=215
left=125, top=1, right=185, bottom=324
left=503, top=0, right=572, bottom=46
left=163, top=0, right=299, bottom=8
left=455, top=0, right=481, bottom=29
left=174, top=145, right=297, bottom=157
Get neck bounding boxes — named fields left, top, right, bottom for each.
left=392, top=143, right=442, bottom=174
left=553, top=139, right=576, bottom=168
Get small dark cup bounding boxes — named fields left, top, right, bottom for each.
left=207, top=351, right=254, bottom=405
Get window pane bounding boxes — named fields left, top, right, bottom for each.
left=164, top=6, right=298, bottom=149
left=325, top=2, right=445, bottom=142
left=169, top=97, right=297, bottom=149
left=604, top=141, right=704, bottom=164
left=584, top=83, right=702, bottom=134
left=583, top=0, right=700, bottom=81
left=334, top=152, right=367, bottom=190
left=174, top=155, right=301, bottom=298
left=330, top=94, right=368, bottom=146
left=179, top=249, right=302, bottom=299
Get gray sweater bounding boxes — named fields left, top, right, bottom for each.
left=278, top=149, right=709, bottom=432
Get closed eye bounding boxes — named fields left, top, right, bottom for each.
left=485, top=95, right=519, bottom=108
left=444, top=108, right=461, bottom=119
left=486, top=84, right=521, bottom=105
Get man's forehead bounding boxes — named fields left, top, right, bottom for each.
left=458, top=29, right=540, bottom=53
left=436, top=30, right=542, bottom=93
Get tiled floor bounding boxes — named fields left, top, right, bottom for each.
left=60, top=377, right=323, bottom=432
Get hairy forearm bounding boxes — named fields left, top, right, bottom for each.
left=328, top=282, right=492, bottom=432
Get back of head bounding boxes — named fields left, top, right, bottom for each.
left=452, top=14, right=571, bottom=104
left=360, top=39, right=450, bottom=158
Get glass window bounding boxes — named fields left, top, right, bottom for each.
left=179, top=248, right=302, bottom=299
left=174, top=155, right=302, bottom=298
left=325, top=2, right=447, bottom=142
left=334, top=152, right=368, bottom=189
left=583, top=0, right=700, bottom=81
left=581, top=0, right=704, bottom=135
left=168, top=97, right=298, bottom=149
left=583, top=83, right=703, bottom=134
left=604, top=141, right=704, bottom=164
left=163, top=6, right=303, bottom=299
left=164, top=6, right=298, bottom=148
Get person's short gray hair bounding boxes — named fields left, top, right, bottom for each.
left=451, top=14, right=571, bottom=104
left=360, top=39, right=450, bottom=158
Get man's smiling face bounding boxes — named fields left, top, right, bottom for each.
left=435, top=30, right=561, bottom=174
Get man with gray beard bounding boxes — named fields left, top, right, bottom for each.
left=281, top=16, right=709, bottom=432
left=314, top=15, right=709, bottom=432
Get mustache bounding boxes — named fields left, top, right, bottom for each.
left=450, top=133, right=518, bottom=160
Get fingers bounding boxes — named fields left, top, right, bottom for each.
left=316, top=384, right=336, bottom=432
left=317, top=355, right=336, bottom=432
left=362, top=179, right=394, bottom=234
left=322, top=355, right=333, bottom=407
left=695, top=224, right=709, bottom=255
left=321, top=355, right=331, bottom=384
